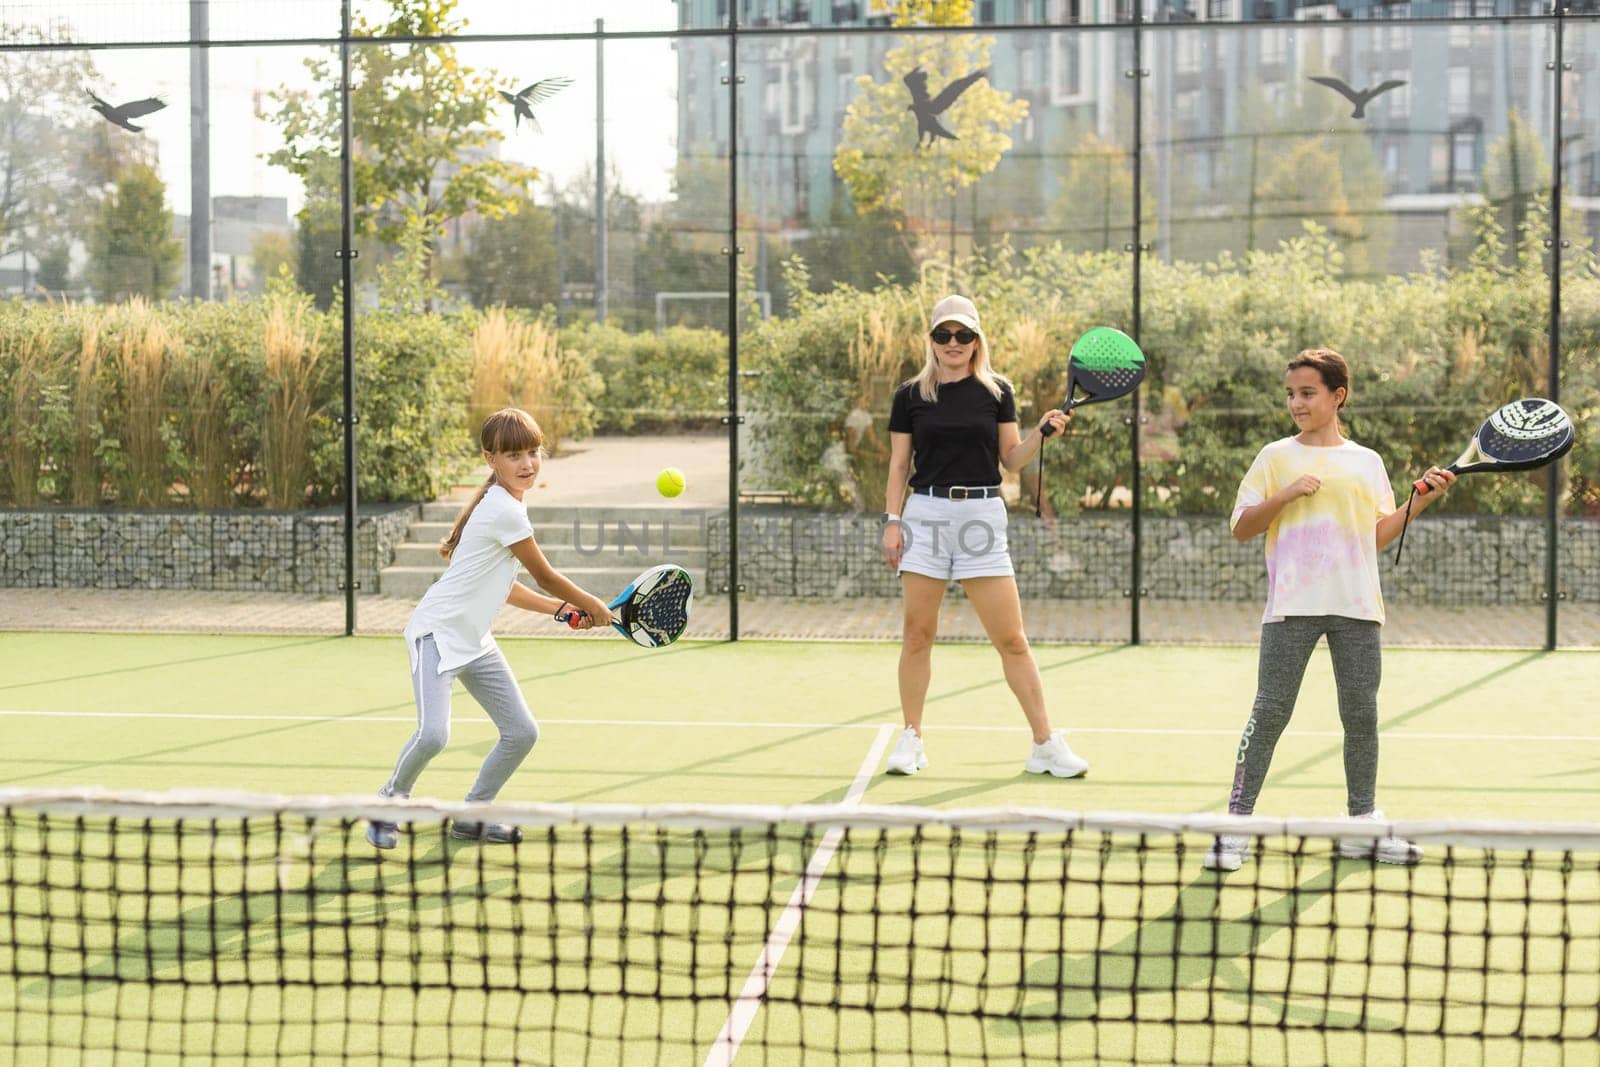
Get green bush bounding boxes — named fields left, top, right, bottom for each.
left=563, top=321, right=727, bottom=433
left=744, top=221, right=1600, bottom=517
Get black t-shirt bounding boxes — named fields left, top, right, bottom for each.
left=888, top=375, right=1017, bottom=489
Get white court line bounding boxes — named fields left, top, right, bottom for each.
left=703, top=723, right=897, bottom=1067
left=3, top=709, right=1600, bottom=744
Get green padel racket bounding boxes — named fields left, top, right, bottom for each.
left=1034, top=328, right=1146, bottom=516
left=1039, top=327, right=1147, bottom=437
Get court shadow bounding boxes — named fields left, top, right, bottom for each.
left=564, top=783, right=851, bottom=902
left=20, top=823, right=512, bottom=1002
left=1005, top=857, right=1395, bottom=1036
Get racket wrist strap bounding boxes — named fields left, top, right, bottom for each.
left=554, top=601, right=570, bottom=619
left=1391, top=486, right=1418, bottom=568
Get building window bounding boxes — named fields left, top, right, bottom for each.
left=1207, top=0, right=1233, bottom=17
left=780, top=58, right=813, bottom=134
left=1453, top=131, right=1477, bottom=182
left=1175, top=88, right=1200, bottom=123
left=1449, top=0, right=1472, bottom=45
left=1388, top=78, right=1409, bottom=119
left=1050, top=33, right=1089, bottom=103
left=1176, top=32, right=1201, bottom=73
left=1448, top=67, right=1471, bottom=116
left=1263, top=80, right=1284, bottom=113
left=1259, top=28, right=1286, bottom=64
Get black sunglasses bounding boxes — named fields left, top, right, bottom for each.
left=930, top=328, right=978, bottom=345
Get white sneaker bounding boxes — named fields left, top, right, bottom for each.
left=1024, top=730, right=1089, bottom=778
left=885, top=726, right=928, bottom=775
left=1336, top=810, right=1422, bottom=866
left=1202, top=835, right=1250, bottom=871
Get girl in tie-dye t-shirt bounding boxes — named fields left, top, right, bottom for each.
left=1201, top=348, right=1455, bottom=873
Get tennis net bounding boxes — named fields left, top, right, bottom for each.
left=3, top=788, right=1598, bottom=1065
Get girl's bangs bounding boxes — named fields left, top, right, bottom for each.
left=484, top=409, right=544, bottom=454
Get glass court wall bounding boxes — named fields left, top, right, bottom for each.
left=0, top=0, right=1594, bottom=648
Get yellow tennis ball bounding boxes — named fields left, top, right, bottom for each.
left=656, top=467, right=686, bottom=498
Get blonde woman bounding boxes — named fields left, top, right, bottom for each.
left=879, top=295, right=1088, bottom=778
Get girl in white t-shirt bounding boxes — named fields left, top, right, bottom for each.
left=367, top=408, right=613, bottom=850
left=1203, top=349, right=1455, bottom=872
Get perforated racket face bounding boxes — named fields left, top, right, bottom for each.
left=1065, top=328, right=1146, bottom=408
left=1455, top=398, right=1574, bottom=474
left=616, top=564, right=694, bottom=648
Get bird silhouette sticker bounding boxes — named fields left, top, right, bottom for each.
left=498, top=77, right=573, bottom=133
left=86, top=89, right=166, bottom=133
left=903, top=66, right=989, bottom=147
left=1308, top=75, right=1407, bottom=119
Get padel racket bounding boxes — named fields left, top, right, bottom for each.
left=1392, top=397, right=1573, bottom=565
left=1413, top=397, right=1574, bottom=495
left=555, top=563, right=694, bottom=647
left=1039, top=327, right=1147, bottom=437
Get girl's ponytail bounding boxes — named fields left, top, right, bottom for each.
left=439, top=475, right=496, bottom=560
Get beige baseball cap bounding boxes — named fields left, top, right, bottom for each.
left=929, top=295, right=986, bottom=353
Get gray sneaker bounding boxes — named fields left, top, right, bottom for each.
left=1202, top=835, right=1250, bottom=871
left=449, top=820, right=524, bottom=844
left=366, top=820, right=399, bottom=850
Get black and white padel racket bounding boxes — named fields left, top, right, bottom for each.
left=1393, top=397, right=1574, bottom=564
left=555, top=564, right=694, bottom=647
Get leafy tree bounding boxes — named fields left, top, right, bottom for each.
left=0, top=30, right=106, bottom=289
left=832, top=0, right=1026, bottom=255
left=457, top=192, right=559, bottom=309
left=265, top=0, right=540, bottom=303
left=1047, top=131, right=1153, bottom=253
left=86, top=162, right=181, bottom=301
left=249, top=230, right=295, bottom=294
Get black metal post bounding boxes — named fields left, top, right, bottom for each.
left=726, top=25, right=742, bottom=641
left=1129, top=13, right=1147, bottom=646
left=595, top=18, right=607, bottom=324
left=340, top=0, right=358, bottom=635
left=1545, top=6, right=1567, bottom=651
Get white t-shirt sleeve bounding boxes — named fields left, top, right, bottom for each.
left=1372, top=456, right=1397, bottom=518
left=1230, top=448, right=1272, bottom=531
left=487, top=492, right=534, bottom=547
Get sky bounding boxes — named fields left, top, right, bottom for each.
left=32, top=1, right=691, bottom=216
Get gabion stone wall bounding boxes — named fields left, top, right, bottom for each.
left=707, top=511, right=1600, bottom=604
left=0, top=505, right=417, bottom=595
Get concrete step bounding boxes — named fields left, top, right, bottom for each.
left=406, top=518, right=710, bottom=548
left=378, top=564, right=708, bottom=600
left=419, top=501, right=727, bottom=524
left=388, top=541, right=706, bottom=569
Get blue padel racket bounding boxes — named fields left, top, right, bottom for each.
left=1039, top=327, right=1147, bottom=438
left=555, top=563, right=694, bottom=647
left=1393, top=397, right=1574, bottom=565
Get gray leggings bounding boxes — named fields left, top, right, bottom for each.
left=1227, top=615, right=1382, bottom=817
left=382, top=634, right=540, bottom=803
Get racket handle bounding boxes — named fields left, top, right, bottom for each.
left=1413, top=464, right=1459, bottom=496
left=1040, top=422, right=1057, bottom=438
left=555, top=609, right=585, bottom=629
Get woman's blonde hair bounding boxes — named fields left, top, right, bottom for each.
left=907, top=305, right=1009, bottom=404
left=439, top=408, right=545, bottom=560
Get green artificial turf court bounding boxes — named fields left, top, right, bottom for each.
left=1, top=632, right=1598, bottom=1065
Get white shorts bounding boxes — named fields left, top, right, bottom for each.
left=896, top=492, right=1015, bottom=582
